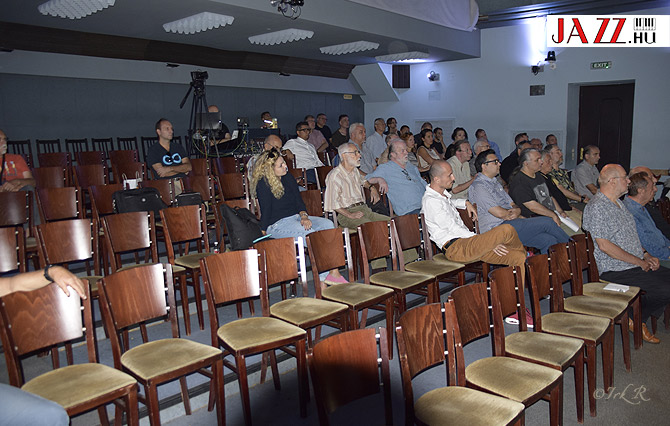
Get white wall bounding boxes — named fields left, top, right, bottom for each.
left=363, top=7, right=670, bottom=170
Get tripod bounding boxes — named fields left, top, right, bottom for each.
left=179, top=71, right=218, bottom=158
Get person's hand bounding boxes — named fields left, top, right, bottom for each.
left=465, top=201, right=478, bottom=222
left=558, top=210, right=568, bottom=218
left=300, top=216, right=312, bottom=230
left=637, top=257, right=651, bottom=272
left=552, top=213, right=562, bottom=227
left=644, top=253, right=660, bottom=271
left=49, top=266, right=88, bottom=298
left=372, top=178, right=388, bottom=194
left=1, top=181, right=21, bottom=192
left=506, top=208, right=521, bottom=220
left=369, top=187, right=380, bottom=204
left=347, top=211, right=365, bottom=219
left=492, top=244, right=509, bottom=257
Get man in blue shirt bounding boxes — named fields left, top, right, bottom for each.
left=623, top=172, right=670, bottom=268
left=366, top=139, right=426, bottom=216
left=469, top=150, right=569, bottom=253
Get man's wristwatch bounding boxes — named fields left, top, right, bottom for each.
left=580, top=195, right=585, bottom=202
left=44, top=264, right=56, bottom=283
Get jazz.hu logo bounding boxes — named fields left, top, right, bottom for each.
left=547, top=15, right=670, bottom=47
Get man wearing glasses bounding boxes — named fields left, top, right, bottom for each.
left=283, top=121, right=325, bottom=184
left=445, top=139, right=474, bottom=200
left=304, top=115, right=328, bottom=153
left=469, top=150, right=569, bottom=254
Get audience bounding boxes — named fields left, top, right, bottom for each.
left=416, top=128, right=441, bottom=172
left=304, top=115, right=328, bottom=153
left=475, top=128, right=502, bottom=161
left=314, top=113, right=332, bottom=145
left=433, top=127, right=448, bottom=158
left=282, top=121, right=324, bottom=184
left=147, top=118, right=192, bottom=179
left=573, top=145, right=600, bottom=198
left=445, top=140, right=474, bottom=200
left=331, top=114, right=350, bottom=148
left=385, top=117, right=398, bottom=136
left=546, top=144, right=589, bottom=206
left=500, top=132, right=529, bottom=183
left=365, top=118, right=388, bottom=162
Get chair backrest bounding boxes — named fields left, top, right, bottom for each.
left=182, top=174, right=215, bottom=203
left=36, top=187, right=84, bottom=222
left=160, top=205, right=209, bottom=262
left=212, top=156, right=238, bottom=175
left=6, top=139, right=33, bottom=169
left=289, top=168, right=307, bottom=189
left=99, top=264, right=178, bottom=361
left=309, top=328, right=392, bottom=425
left=457, top=205, right=479, bottom=233
left=102, top=212, right=158, bottom=271
left=36, top=138, right=62, bottom=154
left=548, top=241, right=577, bottom=310
left=489, top=266, right=528, bottom=332
left=0, top=226, right=25, bottom=274
left=33, top=166, right=68, bottom=188
left=73, top=164, right=108, bottom=189
left=91, top=137, right=114, bottom=159
left=65, top=138, right=89, bottom=154
left=140, top=136, right=158, bottom=163
left=89, top=183, right=124, bottom=220
left=190, top=157, right=210, bottom=176
left=358, top=220, right=397, bottom=280
left=116, top=137, right=139, bottom=152
left=305, top=228, right=354, bottom=297
left=37, top=151, right=71, bottom=169
left=316, top=165, right=333, bottom=190
left=112, top=161, right=146, bottom=184
left=0, top=282, right=93, bottom=386
left=75, top=150, right=106, bottom=166
left=571, top=232, right=600, bottom=282
left=526, top=253, right=558, bottom=312
left=218, top=172, right=247, bottom=200
left=141, top=178, right=175, bottom=206
left=35, top=218, right=98, bottom=271
left=253, top=236, right=306, bottom=295
left=300, top=189, right=324, bottom=217
left=109, top=149, right=139, bottom=165
left=0, top=191, right=31, bottom=227
left=391, top=214, right=426, bottom=259
left=449, top=282, right=492, bottom=346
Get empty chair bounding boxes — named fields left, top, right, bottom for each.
left=65, top=138, right=89, bottom=153
left=300, top=189, right=325, bottom=217
left=200, top=249, right=308, bottom=426
left=113, top=161, right=146, bottom=185
left=75, top=150, right=106, bottom=166
left=91, top=137, right=114, bottom=159
left=89, top=183, right=124, bottom=221
left=141, top=178, right=175, bottom=206
left=0, top=226, right=26, bottom=274
left=36, top=138, right=62, bottom=154
left=316, top=165, right=333, bottom=191
left=190, top=157, right=211, bottom=176
left=308, top=328, right=392, bottom=426
left=116, top=136, right=139, bottom=153
left=0, top=191, right=36, bottom=267
left=33, top=166, right=68, bottom=188
left=36, top=187, right=84, bottom=222
left=98, top=263, right=225, bottom=426
left=109, top=149, right=139, bottom=165
left=102, top=211, right=158, bottom=272
left=218, top=172, right=248, bottom=201
left=212, top=156, right=238, bottom=175
left=396, top=303, right=525, bottom=426
left=73, top=164, right=108, bottom=189
left=0, top=281, right=138, bottom=425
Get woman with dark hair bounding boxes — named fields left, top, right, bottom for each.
left=446, top=127, right=469, bottom=159
left=385, top=117, right=398, bottom=135
left=402, top=132, right=426, bottom=172
left=416, top=129, right=441, bottom=171
left=250, top=148, right=346, bottom=283
left=433, top=127, right=448, bottom=158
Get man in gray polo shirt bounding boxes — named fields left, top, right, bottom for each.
left=469, top=149, right=569, bottom=254
left=573, top=145, right=600, bottom=197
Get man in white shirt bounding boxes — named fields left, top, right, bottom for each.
left=421, top=160, right=527, bottom=271
left=283, top=121, right=324, bottom=184
left=365, top=118, right=387, bottom=161
left=445, top=140, right=474, bottom=200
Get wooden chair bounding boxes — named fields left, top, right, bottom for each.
left=0, top=226, right=26, bottom=274
left=211, top=156, right=239, bottom=175
left=306, top=227, right=395, bottom=357
left=33, top=166, right=68, bottom=188
left=357, top=220, right=435, bottom=315
left=91, top=137, right=114, bottom=159
left=36, top=187, right=84, bottom=223
left=116, top=136, right=139, bottom=153
left=200, top=249, right=308, bottom=426
left=190, top=157, right=211, bottom=176
left=449, top=283, right=564, bottom=426
left=254, top=237, right=348, bottom=348
left=6, top=138, right=33, bottom=168
left=316, top=165, right=333, bottom=191
left=113, top=161, right=146, bottom=184
left=490, top=266, right=585, bottom=422
left=391, top=213, right=466, bottom=296
left=218, top=172, right=248, bottom=200
left=0, top=191, right=36, bottom=267
left=572, top=232, right=644, bottom=348
left=73, top=164, right=109, bottom=189
left=300, top=189, right=325, bottom=217
left=308, top=327, right=392, bottom=426
left=102, top=211, right=158, bottom=272
left=37, top=151, right=72, bottom=185
left=396, top=302, right=525, bottom=426
left=142, top=178, right=175, bottom=206
left=65, top=137, right=89, bottom=153
left=0, top=282, right=139, bottom=426
left=98, top=263, right=225, bottom=426
left=140, top=136, right=158, bottom=162
left=289, top=167, right=308, bottom=189
left=89, top=183, right=124, bottom=221
left=160, top=204, right=212, bottom=333
left=109, top=149, right=139, bottom=165
left=549, top=241, right=631, bottom=372
left=36, top=138, right=61, bottom=154
left=182, top=174, right=221, bottom=238
left=316, top=151, right=331, bottom=167
left=526, top=253, right=614, bottom=417
left=75, top=150, right=106, bottom=166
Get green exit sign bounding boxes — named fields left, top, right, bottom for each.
left=590, top=61, right=612, bottom=70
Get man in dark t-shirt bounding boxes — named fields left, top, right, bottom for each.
left=500, top=134, right=530, bottom=183
left=315, top=113, right=332, bottom=142
left=147, top=118, right=192, bottom=179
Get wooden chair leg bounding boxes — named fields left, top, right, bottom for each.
left=574, top=350, right=584, bottom=423
left=192, top=271, right=205, bottom=331
left=602, top=325, right=615, bottom=392
left=97, top=405, right=110, bottom=426
left=619, top=312, right=631, bottom=372
left=586, top=344, right=597, bottom=417
left=269, top=350, right=281, bottom=390
left=359, top=308, right=369, bottom=328
left=179, top=376, right=192, bottom=415
left=236, top=354, right=253, bottom=426
left=633, top=297, right=642, bottom=349
left=548, top=376, right=563, bottom=426
left=384, top=297, right=394, bottom=360
left=296, top=338, right=308, bottom=418
left=146, top=384, right=161, bottom=426
left=127, top=385, right=139, bottom=426
left=213, top=360, right=226, bottom=425
left=178, top=273, right=192, bottom=335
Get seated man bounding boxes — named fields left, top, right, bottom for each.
left=205, top=105, right=232, bottom=150
left=445, top=140, right=474, bottom=200
left=474, top=128, right=502, bottom=161
left=304, top=115, right=328, bottom=153
left=469, top=149, right=569, bottom=253
left=365, top=118, right=388, bottom=162
left=283, top=121, right=324, bottom=183
left=500, top=132, right=529, bottom=183
left=630, top=166, right=670, bottom=240
left=539, top=149, right=583, bottom=235
left=546, top=144, right=588, bottom=207
left=583, top=164, right=670, bottom=343
left=0, top=129, right=35, bottom=192
left=365, top=139, right=427, bottom=216
left=469, top=139, right=490, bottom=176
left=624, top=172, right=670, bottom=269
left=147, top=118, right=192, bottom=179
left=573, top=145, right=600, bottom=198
left=331, top=114, right=350, bottom=149
left=422, top=160, right=527, bottom=272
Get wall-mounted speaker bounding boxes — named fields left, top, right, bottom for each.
left=392, top=65, right=410, bottom=89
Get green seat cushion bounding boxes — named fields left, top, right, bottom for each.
left=26, top=236, right=37, bottom=248
left=217, top=317, right=306, bottom=352
left=322, top=283, right=394, bottom=309
left=542, top=312, right=610, bottom=341
left=582, top=282, right=640, bottom=304
left=83, top=275, right=103, bottom=293
left=563, top=295, right=627, bottom=319
left=432, top=253, right=470, bottom=269
left=505, top=332, right=583, bottom=368
left=466, top=356, right=562, bottom=403
left=370, top=271, right=433, bottom=291
left=405, top=260, right=464, bottom=279
left=175, top=252, right=212, bottom=269
left=22, top=363, right=136, bottom=410
left=121, top=338, right=221, bottom=381
left=415, top=386, right=524, bottom=426
left=270, top=298, right=348, bottom=328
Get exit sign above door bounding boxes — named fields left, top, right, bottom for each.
left=590, top=61, right=612, bottom=70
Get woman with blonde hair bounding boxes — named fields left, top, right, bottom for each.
left=250, top=148, right=347, bottom=283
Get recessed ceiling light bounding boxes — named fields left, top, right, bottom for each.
left=163, top=12, right=234, bottom=35
left=320, top=41, right=379, bottom=55
left=375, top=51, right=430, bottom=63
left=249, top=28, right=314, bottom=45
left=38, top=0, right=115, bottom=19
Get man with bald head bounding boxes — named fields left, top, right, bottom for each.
left=206, top=105, right=232, bottom=149
left=246, top=134, right=283, bottom=179
left=583, top=164, right=670, bottom=343
left=629, top=166, right=670, bottom=239
left=422, top=160, right=527, bottom=270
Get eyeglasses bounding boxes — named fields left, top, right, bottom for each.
left=483, top=159, right=500, bottom=165
left=401, top=169, right=412, bottom=181
left=297, top=128, right=311, bottom=133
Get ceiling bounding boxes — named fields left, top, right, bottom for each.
left=0, top=0, right=664, bottom=78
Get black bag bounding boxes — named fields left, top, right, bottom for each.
left=219, top=203, right=263, bottom=251
left=175, top=192, right=203, bottom=207
left=112, top=187, right=167, bottom=214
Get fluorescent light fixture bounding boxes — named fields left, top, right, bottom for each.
left=163, top=12, right=234, bottom=35
left=38, top=0, right=115, bottom=19
left=249, top=28, right=314, bottom=45
left=320, top=41, right=379, bottom=55
left=375, top=51, right=430, bottom=63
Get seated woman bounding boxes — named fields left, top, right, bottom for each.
left=250, top=148, right=347, bottom=283
left=432, top=127, right=448, bottom=159
left=416, top=129, right=441, bottom=178
left=446, top=126, right=469, bottom=159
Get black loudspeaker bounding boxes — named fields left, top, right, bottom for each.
left=392, top=65, right=410, bottom=89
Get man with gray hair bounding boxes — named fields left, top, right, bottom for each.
left=348, top=122, right=377, bottom=174
left=573, top=145, right=600, bottom=197
left=630, top=166, right=670, bottom=239
left=446, top=139, right=474, bottom=200
left=469, top=139, right=491, bottom=176
left=365, top=118, right=387, bottom=160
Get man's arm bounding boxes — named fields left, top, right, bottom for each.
left=0, top=266, right=87, bottom=298
left=451, top=176, right=476, bottom=194
left=586, top=183, right=598, bottom=195
left=595, top=238, right=653, bottom=271
left=488, top=206, right=520, bottom=221
left=317, top=141, right=329, bottom=152
left=210, top=132, right=232, bottom=145
left=522, top=200, right=561, bottom=226
left=151, top=157, right=192, bottom=178
left=0, top=170, right=36, bottom=192
left=283, top=149, right=295, bottom=163
left=555, top=183, right=584, bottom=202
